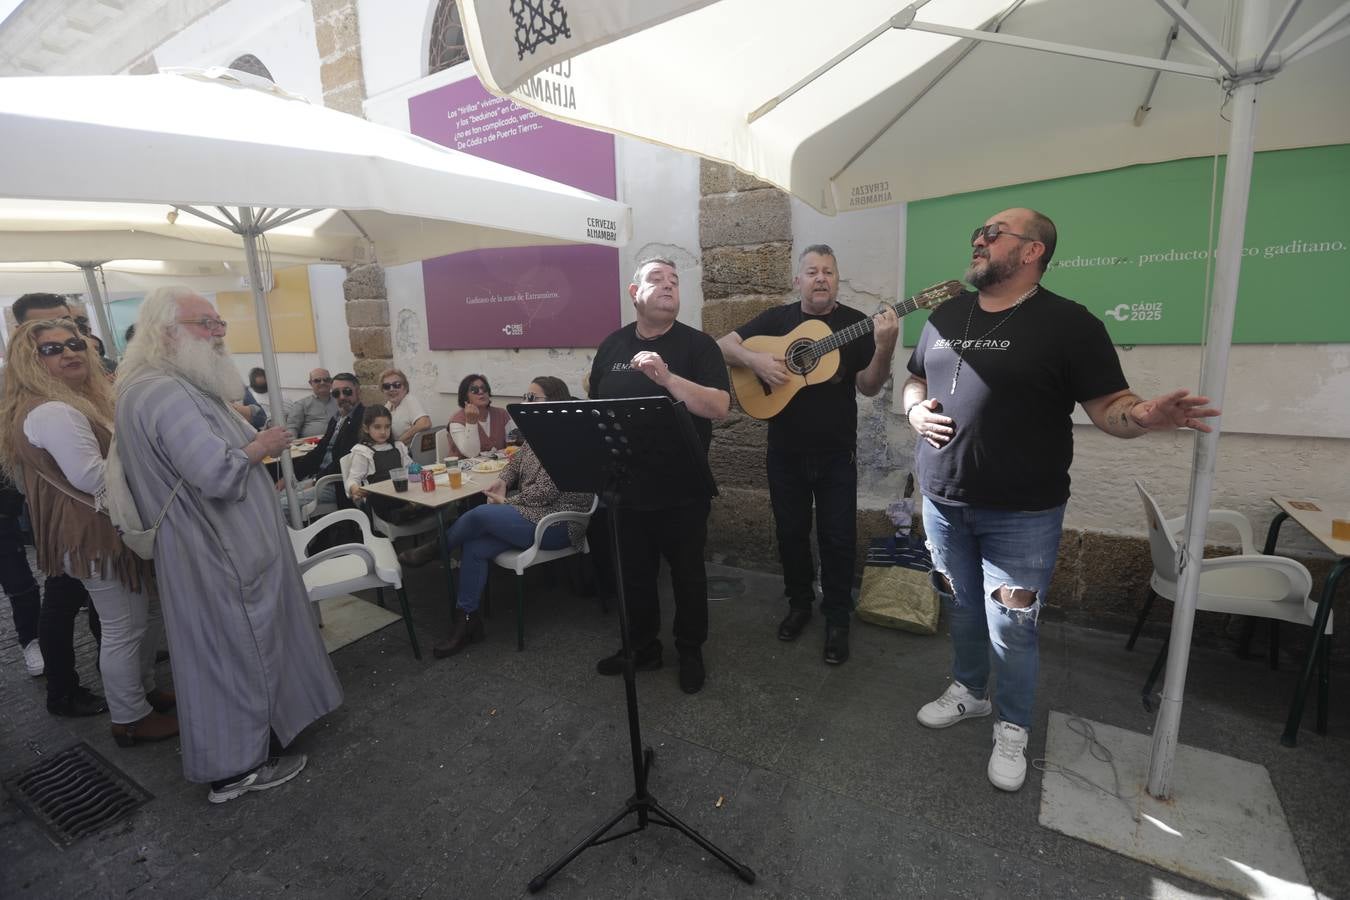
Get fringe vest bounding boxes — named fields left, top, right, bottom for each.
left=13, top=398, right=148, bottom=592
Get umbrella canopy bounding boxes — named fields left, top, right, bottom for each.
left=0, top=260, right=260, bottom=295
left=0, top=69, right=630, bottom=262
left=461, top=0, right=1350, bottom=214
left=460, top=0, right=1350, bottom=800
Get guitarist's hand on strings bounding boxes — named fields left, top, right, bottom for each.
left=908, top=398, right=954, bottom=448
left=872, top=306, right=900, bottom=350
left=748, top=351, right=790, bottom=387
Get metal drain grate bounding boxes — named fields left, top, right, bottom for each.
left=3, top=742, right=152, bottom=847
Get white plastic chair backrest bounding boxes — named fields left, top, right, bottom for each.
left=435, top=429, right=450, bottom=462
left=409, top=426, right=444, bottom=465
left=1136, top=480, right=1180, bottom=581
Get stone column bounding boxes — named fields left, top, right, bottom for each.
left=698, top=161, right=793, bottom=571
left=310, top=0, right=391, bottom=399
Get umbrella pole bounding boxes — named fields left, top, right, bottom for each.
left=78, top=263, right=117, bottom=358
left=239, top=208, right=302, bottom=529
left=1146, top=0, right=1268, bottom=800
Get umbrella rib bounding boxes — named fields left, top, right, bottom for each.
left=1136, top=1, right=1191, bottom=126
left=1153, top=0, right=1238, bottom=75
left=1285, top=21, right=1350, bottom=64
left=747, top=16, right=899, bottom=124
left=1258, top=0, right=1306, bottom=70
left=174, top=205, right=237, bottom=232
left=264, top=209, right=322, bottom=231
left=828, top=1, right=1027, bottom=184
left=1281, top=1, right=1350, bottom=63
left=216, top=206, right=245, bottom=231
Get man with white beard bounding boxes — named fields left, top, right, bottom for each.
left=115, top=287, right=343, bottom=804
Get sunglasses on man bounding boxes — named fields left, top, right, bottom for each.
left=37, top=337, right=89, bottom=357
left=331, top=387, right=357, bottom=399
left=970, top=224, right=1039, bottom=246
left=381, top=381, right=405, bottom=391
left=309, top=376, right=333, bottom=385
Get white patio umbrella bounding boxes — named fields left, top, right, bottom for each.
left=459, top=0, right=1350, bottom=799
left=0, top=68, right=631, bottom=525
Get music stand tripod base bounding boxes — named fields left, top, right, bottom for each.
left=508, top=397, right=756, bottom=893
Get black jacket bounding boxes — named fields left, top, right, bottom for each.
left=293, top=403, right=364, bottom=482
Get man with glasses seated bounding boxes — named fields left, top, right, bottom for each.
left=291, top=373, right=364, bottom=510
left=285, top=369, right=338, bottom=439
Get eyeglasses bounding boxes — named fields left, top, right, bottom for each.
left=37, top=337, right=88, bottom=357
left=970, top=224, right=1038, bottom=247
left=309, top=376, right=333, bottom=385
left=522, top=393, right=547, bottom=402
left=468, top=385, right=489, bottom=395
left=178, top=316, right=228, bottom=332
left=381, top=381, right=405, bottom=391
left=72, top=315, right=92, bottom=336
left=331, top=387, right=356, bottom=399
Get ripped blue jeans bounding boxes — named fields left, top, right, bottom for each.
left=922, top=499, right=1065, bottom=730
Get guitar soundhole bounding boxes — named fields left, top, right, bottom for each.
left=784, top=339, right=818, bottom=376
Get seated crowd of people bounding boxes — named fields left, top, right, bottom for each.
left=1, top=289, right=592, bottom=805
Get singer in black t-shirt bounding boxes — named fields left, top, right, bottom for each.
left=901, top=208, right=1219, bottom=794
left=718, top=245, right=899, bottom=666
left=588, top=257, right=731, bottom=695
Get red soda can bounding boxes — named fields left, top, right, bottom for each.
left=421, top=469, right=435, bottom=492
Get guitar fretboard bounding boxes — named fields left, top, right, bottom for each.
left=801, top=295, right=925, bottom=362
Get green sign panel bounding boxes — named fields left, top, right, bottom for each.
left=904, top=144, right=1350, bottom=346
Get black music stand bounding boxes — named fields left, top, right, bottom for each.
left=508, top=397, right=755, bottom=893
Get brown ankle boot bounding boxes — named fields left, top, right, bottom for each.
left=111, top=710, right=179, bottom=747
left=146, top=689, right=176, bottom=714
left=433, top=609, right=484, bottom=658
left=398, top=541, right=442, bottom=569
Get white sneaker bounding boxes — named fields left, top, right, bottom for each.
left=207, top=754, right=308, bottom=804
left=988, top=721, right=1029, bottom=791
left=916, top=681, right=992, bottom=729
left=22, top=640, right=43, bottom=677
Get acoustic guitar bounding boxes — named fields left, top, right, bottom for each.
left=729, top=280, right=964, bottom=420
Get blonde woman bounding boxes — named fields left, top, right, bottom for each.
left=0, top=319, right=177, bottom=747
left=378, top=368, right=432, bottom=448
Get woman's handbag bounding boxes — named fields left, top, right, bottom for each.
left=855, top=533, right=940, bottom=635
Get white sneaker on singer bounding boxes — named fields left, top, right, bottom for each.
left=916, top=681, right=992, bottom=729
left=988, top=720, right=1029, bottom=791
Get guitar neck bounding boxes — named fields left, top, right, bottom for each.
left=809, top=295, right=924, bottom=358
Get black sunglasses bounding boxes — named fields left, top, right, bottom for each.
left=309, top=376, right=333, bottom=384
left=37, top=337, right=88, bottom=357
left=971, top=224, right=1038, bottom=246
left=331, top=387, right=356, bottom=398
left=381, top=381, right=405, bottom=391
left=467, top=385, right=489, bottom=395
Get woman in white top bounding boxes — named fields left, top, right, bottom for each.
left=379, top=368, right=432, bottom=449
left=447, top=372, right=514, bottom=459
left=0, top=320, right=177, bottom=746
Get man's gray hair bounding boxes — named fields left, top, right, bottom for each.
left=115, top=285, right=202, bottom=393
left=798, top=244, right=837, bottom=265
left=630, top=257, right=676, bottom=285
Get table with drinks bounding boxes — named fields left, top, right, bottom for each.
left=363, top=455, right=511, bottom=601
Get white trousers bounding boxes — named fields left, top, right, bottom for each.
left=67, top=561, right=160, bottom=724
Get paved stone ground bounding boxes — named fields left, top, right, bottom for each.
left=1, top=558, right=1347, bottom=899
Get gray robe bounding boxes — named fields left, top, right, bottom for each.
left=116, top=372, right=343, bottom=783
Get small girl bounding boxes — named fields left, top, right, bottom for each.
left=346, top=405, right=413, bottom=520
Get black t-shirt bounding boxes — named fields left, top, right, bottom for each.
left=735, top=302, right=875, bottom=452
left=588, top=320, right=731, bottom=453
left=905, top=288, right=1128, bottom=510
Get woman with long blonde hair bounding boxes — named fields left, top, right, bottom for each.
left=0, top=319, right=177, bottom=746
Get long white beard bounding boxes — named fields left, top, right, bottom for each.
left=169, top=336, right=245, bottom=402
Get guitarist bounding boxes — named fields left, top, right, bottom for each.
left=717, top=245, right=898, bottom=665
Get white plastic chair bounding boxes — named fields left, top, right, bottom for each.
left=1131, top=480, right=1332, bottom=729
left=491, top=496, right=599, bottom=650
left=289, top=508, right=421, bottom=658
left=338, top=453, right=441, bottom=542
left=434, top=428, right=451, bottom=463
left=409, top=426, right=445, bottom=466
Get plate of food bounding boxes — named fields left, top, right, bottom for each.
left=472, top=459, right=508, bottom=474
left=423, top=463, right=447, bottom=475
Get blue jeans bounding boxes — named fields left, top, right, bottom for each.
left=922, top=499, right=1065, bottom=730
left=766, top=448, right=857, bottom=627
left=0, top=513, right=40, bottom=645
left=446, top=504, right=569, bottom=612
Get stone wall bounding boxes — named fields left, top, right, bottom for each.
left=311, top=0, right=389, bottom=399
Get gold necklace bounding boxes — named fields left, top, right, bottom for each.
left=949, top=285, right=1040, bottom=395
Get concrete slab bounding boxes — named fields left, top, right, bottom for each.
left=1039, top=710, right=1313, bottom=899
left=315, top=593, right=403, bottom=654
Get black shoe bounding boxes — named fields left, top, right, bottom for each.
left=678, top=652, right=705, bottom=694
left=824, top=625, right=850, bottom=665
left=48, top=686, right=108, bottom=718
left=596, top=639, right=663, bottom=676
left=777, top=609, right=812, bottom=642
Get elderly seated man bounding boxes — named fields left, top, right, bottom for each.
left=285, top=368, right=339, bottom=439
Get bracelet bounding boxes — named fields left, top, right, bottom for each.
left=904, top=400, right=923, bottom=421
